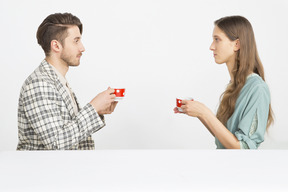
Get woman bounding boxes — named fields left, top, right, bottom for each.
left=174, top=16, right=273, bottom=149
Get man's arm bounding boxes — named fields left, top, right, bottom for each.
left=22, top=80, right=105, bottom=150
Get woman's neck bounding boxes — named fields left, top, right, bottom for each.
left=226, top=61, right=234, bottom=81
left=226, top=61, right=255, bottom=83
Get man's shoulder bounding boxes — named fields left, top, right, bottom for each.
left=21, top=61, right=56, bottom=91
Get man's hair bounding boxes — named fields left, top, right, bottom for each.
left=36, top=13, right=83, bottom=56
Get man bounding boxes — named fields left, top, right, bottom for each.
left=17, top=13, right=117, bottom=150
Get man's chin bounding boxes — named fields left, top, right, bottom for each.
left=69, top=62, right=80, bottom=67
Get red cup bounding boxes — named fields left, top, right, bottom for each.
left=114, top=88, right=125, bottom=101
left=176, top=97, right=193, bottom=112
left=176, top=98, right=183, bottom=108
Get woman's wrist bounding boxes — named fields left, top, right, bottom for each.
left=198, top=105, right=213, bottom=120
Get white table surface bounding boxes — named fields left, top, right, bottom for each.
left=0, top=150, right=287, bottom=192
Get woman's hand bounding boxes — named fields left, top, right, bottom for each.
left=173, top=107, right=183, bottom=114
left=175, top=100, right=240, bottom=148
left=181, top=100, right=211, bottom=118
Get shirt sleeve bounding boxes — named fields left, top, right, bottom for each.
left=239, top=113, right=258, bottom=149
left=234, top=84, right=270, bottom=149
left=22, top=80, right=105, bottom=150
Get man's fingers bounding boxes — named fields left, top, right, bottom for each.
left=105, top=87, right=115, bottom=95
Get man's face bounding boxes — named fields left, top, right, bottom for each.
left=60, top=25, right=85, bottom=67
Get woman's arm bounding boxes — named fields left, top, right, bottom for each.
left=198, top=117, right=215, bottom=137
left=181, top=100, right=240, bottom=149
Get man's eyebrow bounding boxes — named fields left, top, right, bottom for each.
left=74, top=37, right=81, bottom=40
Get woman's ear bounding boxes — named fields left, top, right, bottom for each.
left=234, top=39, right=240, bottom=51
left=50, top=40, right=62, bottom=53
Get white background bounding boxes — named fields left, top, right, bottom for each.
left=0, top=0, right=287, bottom=150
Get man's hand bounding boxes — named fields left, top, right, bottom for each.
left=89, top=87, right=117, bottom=115
left=97, top=101, right=118, bottom=115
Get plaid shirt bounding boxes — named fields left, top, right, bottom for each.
left=17, top=60, right=105, bottom=150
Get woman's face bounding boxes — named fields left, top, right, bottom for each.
left=210, top=26, right=238, bottom=66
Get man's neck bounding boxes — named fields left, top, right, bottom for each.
left=46, top=56, right=69, bottom=77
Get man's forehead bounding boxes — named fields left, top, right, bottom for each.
left=66, top=25, right=81, bottom=38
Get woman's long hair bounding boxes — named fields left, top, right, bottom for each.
left=215, top=16, right=274, bottom=129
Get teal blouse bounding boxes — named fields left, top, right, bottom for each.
left=215, top=74, right=271, bottom=149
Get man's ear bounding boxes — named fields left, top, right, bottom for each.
left=234, top=39, right=240, bottom=51
left=50, top=40, right=62, bottom=53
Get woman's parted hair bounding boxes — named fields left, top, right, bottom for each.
left=215, top=15, right=274, bottom=129
left=36, top=13, right=83, bottom=56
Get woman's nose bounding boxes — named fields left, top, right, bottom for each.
left=209, top=42, right=215, bottom=51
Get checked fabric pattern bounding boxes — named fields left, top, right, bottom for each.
left=17, top=60, right=105, bottom=150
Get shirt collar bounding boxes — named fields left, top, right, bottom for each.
left=49, top=63, right=68, bottom=86
left=229, top=73, right=258, bottom=84
left=247, top=73, right=258, bottom=79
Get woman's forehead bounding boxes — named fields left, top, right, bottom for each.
left=212, top=26, right=228, bottom=39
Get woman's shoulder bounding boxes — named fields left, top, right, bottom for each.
left=243, top=73, right=270, bottom=99
left=246, top=73, right=269, bottom=90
